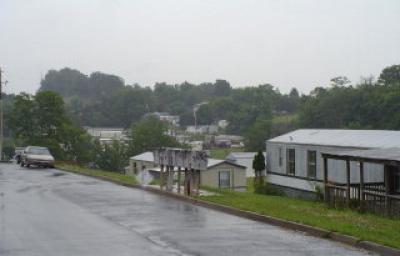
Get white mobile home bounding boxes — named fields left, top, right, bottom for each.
left=266, top=129, right=400, bottom=199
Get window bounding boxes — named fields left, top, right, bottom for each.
left=219, top=171, right=230, bottom=188
left=286, top=149, right=295, bottom=175
left=279, top=148, right=283, bottom=167
left=307, top=151, right=317, bottom=178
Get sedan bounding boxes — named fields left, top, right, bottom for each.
left=21, top=146, right=55, bottom=168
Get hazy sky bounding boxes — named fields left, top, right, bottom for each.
left=1, top=0, right=400, bottom=95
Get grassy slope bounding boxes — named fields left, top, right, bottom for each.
left=199, top=188, right=400, bottom=249
left=56, top=163, right=138, bottom=186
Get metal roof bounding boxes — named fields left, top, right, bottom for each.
left=130, top=153, right=245, bottom=169
left=268, top=129, right=400, bottom=149
left=130, top=152, right=154, bottom=162
left=322, top=148, right=400, bottom=164
left=226, top=152, right=256, bottom=160
left=226, top=152, right=266, bottom=160
left=207, top=158, right=246, bottom=169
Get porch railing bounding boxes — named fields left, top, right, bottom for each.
left=325, top=182, right=400, bottom=217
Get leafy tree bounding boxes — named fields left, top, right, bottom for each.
left=9, top=93, right=36, bottom=143
left=378, top=65, right=400, bottom=85
left=94, top=140, right=128, bottom=172
left=330, top=76, right=351, bottom=87
left=10, top=91, right=93, bottom=161
left=34, top=91, right=67, bottom=140
left=128, top=116, right=180, bottom=155
left=252, top=150, right=266, bottom=189
left=214, top=79, right=231, bottom=96
left=244, top=119, right=272, bottom=151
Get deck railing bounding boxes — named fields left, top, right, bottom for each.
left=325, top=182, right=400, bottom=217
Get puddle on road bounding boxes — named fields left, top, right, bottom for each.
left=17, top=185, right=42, bottom=193
left=49, top=172, right=66, bottom=177
left=78, top=181, right=99, bottom=185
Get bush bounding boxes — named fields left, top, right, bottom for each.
left=254, top=182, right=283, bottom=196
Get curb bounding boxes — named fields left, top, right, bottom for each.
left=58, top=167, right=400, bottom=256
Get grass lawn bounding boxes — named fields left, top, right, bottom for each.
left=209, top=147, right=244, bottom=159
left=56, top=163, right=138, bottom=186
left=198, top=188, right=400, bottom=249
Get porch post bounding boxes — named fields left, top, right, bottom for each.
left=323, top=157, right=329, bottom=203
left=167, top=165, right=173, bottom=192
left=346, top=159, right=351, bottom=207
left=160, top=164, right=164, bottom=190
left=196, top=170, right=200, bottom=195
left=384, top=165, right=390, bottom=216
left=184, top=168, right=189, bottom=196
left=189, top=169, right=194, bottom=196
left=177, top=167, right=181, bottom=194
left=359, top=161, right=365, bottom=212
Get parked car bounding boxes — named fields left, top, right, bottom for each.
left=20, top=146, right=55, bottom=168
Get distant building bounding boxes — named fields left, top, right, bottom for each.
left=127, top=152, right=157, bottom=175
left=186, top=125, right=218, bottom=134
left=214, top=134, right=244, bottom=148
left=188, top=141, right=203, bottom=151
left=84, top=127, right=128, bottom=145
left=217, top=120, right=229, bottom=129
left=148, top=112, right=180, bottom=126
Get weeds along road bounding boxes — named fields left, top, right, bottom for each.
left=0, top=163, right=375, bottom=256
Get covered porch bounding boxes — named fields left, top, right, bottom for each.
left=322, top=148, right=400, bottom=217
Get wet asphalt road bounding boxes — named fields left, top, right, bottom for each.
left=0, top=163, right=375, bottom=256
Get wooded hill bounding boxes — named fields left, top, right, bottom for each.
left=2, top=64, right=397, bottom=153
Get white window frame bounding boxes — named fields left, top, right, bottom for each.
left=307, top=150, right=317, bottom=178
left=286, top=148, right=295, bottom=175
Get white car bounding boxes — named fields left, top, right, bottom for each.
left=20, top=146, right=55, bottom=168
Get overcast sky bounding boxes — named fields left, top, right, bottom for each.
left=1, top=0, right=399, bottom=95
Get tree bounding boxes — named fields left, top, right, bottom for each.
left=330, top=76, right=351, bottom=87
left=10, top=91, right=94, bottom=161
left=94, top=140, right=128, bottom=172
left=214, top=79, right=231, bottom=96
left=252, top=150, right=266, bottom=188
left=128, top=116, right=180, bottom=155
left=244, top=119, right=272, bottom=151
left=378, top=65, right=400, bottom=85
left=35, top=91, right=67, bottom=140
left=9, top=93, right=36, bottom=143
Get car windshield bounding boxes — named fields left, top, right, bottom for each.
left=28, top=148, right=50, bottom=155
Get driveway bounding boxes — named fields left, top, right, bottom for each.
left=0, top=164, right=374, bottom=255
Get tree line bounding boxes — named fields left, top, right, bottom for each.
left=2, top=64, right=400, bottom=169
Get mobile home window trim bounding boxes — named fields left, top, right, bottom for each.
left=307, top=150, right=317, bottom=178
left=286, top=148, right=295, bottom=175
